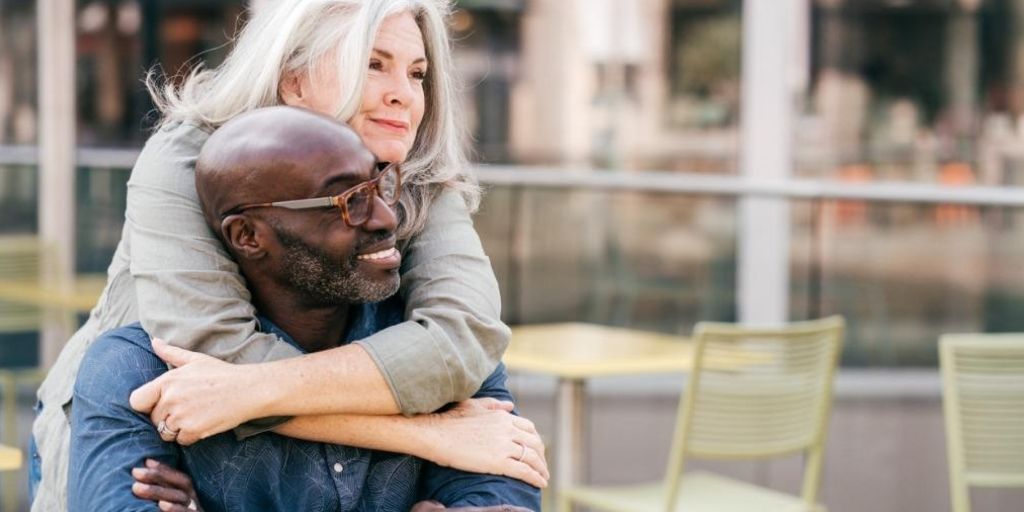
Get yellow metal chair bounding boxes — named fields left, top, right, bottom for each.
left=940, top=334, right=1024, bottom=512
left=0, top=236, right=46, bottom=510
left=558, top=316, right=844, bottom=512
left=0, top=235, right=45, bottom=333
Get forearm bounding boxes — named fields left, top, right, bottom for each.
left=256, top=343, right=400, bottom=417
left=274, top=412, right=434, bottom=459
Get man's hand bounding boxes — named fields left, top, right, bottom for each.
left=129, top=339, right=270, bottom=445
left=420, top=398, right=549, bottom=488
left=131, top=459, right=202, bottom=511
left=411, top=500, right=532, bottom=512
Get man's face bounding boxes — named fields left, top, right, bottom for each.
left=273, top=218, right=398, bottom=307
left=261, top=136, right=401, bottom=307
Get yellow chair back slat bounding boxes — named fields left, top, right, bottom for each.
left=0, top=235, right=45, bottom=331
left=940, top=334, right=1024, bottom=512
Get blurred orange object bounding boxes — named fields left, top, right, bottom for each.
left=935, top=162, right=979, bottom=226
left=825, top=163, right=872, bottom=226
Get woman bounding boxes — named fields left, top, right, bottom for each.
left=32, top=1, right=544, bottom=510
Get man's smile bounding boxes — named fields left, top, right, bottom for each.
left=356, top=246, right=401, bottom=269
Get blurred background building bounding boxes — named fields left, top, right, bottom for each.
left=2, top=0, right=1024, bottom=510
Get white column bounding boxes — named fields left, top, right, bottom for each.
left=38, top=0, right=77, bottom=367
left=737, top=0, right=802, bottom=325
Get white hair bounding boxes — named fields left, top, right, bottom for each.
left=147, top=0, right=477, bottom=238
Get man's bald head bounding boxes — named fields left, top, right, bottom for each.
left=195, top=106, right=374, bottom=237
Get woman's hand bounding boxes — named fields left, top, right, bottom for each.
left=129, top=339, right=270, bottom=445
left=420, top=398, right=549, bottom=489
left=131, top=459, right=202, bottom=511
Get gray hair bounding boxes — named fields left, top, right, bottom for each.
left=147, top=0, right=478, bottom=238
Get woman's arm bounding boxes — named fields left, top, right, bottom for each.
left=355, top=189, right=511, bottom=413
left=274, top=401, right=548, bottom=489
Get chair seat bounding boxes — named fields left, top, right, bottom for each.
left=0, top=444, right=22, bottom=471
left=563, top=471, right=824, bottom=512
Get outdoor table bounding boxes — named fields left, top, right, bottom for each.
left=0, top=274, right=107, bottom=314
left=503, top=323, right=696, bottom=496
left=0, top=443, right=21, bottom=471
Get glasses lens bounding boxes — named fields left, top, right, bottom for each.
left=345, top=187, right=373, bottom=225
left=378, top=165, right=400, bottom=205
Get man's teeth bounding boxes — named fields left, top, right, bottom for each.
left=357, top=247, right=397, bottom=261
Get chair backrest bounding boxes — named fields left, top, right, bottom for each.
left=940, top=334, right=1024, bottom=512
left=0, top=235, right=44, bottom=331
left=662, top=316, right=844, bottom=511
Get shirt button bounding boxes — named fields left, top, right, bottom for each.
left=333, top=463, right=344, bottom=473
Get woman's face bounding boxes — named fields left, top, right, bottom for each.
left=281, top=11, right=428, bottom=164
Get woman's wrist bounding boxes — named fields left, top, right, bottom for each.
left=242, top=362, right=287, bottom=420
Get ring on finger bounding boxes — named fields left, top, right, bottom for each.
left=516, top=442, right=527, bottom=462
left=157, top=419, right=179, bottom=440
left=188, top=499, right=198, bottom=510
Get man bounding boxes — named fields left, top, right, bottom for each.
left=68, top=106, right=541, bottom=511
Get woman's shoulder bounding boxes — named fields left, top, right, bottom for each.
left=144, top=119, right=213, bottom=156
left=128, top=120, right=213, bottom=186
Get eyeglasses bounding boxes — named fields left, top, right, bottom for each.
left=224, top=162, right=401, bottom=227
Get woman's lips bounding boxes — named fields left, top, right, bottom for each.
left=370, top=118, right=409, bottom=133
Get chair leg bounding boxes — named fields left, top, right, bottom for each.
left=556, top=493, right=573, bottom=512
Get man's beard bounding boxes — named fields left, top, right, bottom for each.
left=272, top=225, right=399, bottom=307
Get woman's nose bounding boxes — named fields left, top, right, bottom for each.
left=382, top=72, right=414, bottom=107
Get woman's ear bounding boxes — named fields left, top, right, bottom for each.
left=279, top=71, right=306, bottom=107
left=221, top=215, right=268, bottom=260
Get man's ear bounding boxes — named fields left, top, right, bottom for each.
left=221, top=215, right=269, bottom=260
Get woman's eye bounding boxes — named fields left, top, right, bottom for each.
left=369, top=59, right=384, bottom=71
left=411, top=69, right=427, bottom=81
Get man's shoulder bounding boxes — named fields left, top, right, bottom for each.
left=77, top=323, right=163, bottom=396
left=89, top=322, right=155, bottom=355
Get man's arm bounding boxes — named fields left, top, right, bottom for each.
left=69, top=328, right=182, bottom=512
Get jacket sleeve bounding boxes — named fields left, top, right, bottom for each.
left=354, top=188, right=511, bottom=414
left=69, top=329, right=180, bottom=512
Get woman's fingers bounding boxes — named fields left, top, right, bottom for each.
left=475, top=397, right=515, bottom=412
left=508, top=435, right=549, bottom=482
left=129, top=377, right=162, bottom=414
left=511, top=415, right=537, bottom=435
left=503, top=458, right=548, bottom=489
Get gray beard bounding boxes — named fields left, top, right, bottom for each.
left=274, top=226, right=398, bottom=307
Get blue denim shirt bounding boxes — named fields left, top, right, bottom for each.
left=69, top=298, right=539, bottom=511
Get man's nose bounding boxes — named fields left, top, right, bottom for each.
left=362, top=195, right=399, bottom=233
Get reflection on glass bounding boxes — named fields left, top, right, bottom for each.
left=790, top=198, right=1024, bottom=366
left=477, top=187, right=737, bottom=335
